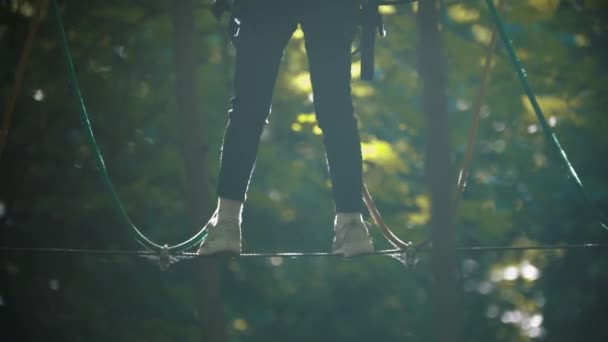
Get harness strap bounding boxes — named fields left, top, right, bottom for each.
left=360, top=0, right=386, bottom=81
left=210, top=0, right=409, bottom=81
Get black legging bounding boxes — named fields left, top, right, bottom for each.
left=217, top=0, right=363, bottom=212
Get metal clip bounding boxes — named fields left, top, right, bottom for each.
left=387, top=244, right=418, bottom=269
left=404, top=244, right=418, bottom=269
left=159, top=244, right=171, bottom=271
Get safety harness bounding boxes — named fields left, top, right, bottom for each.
left=210, top=0, right=411, bottom=81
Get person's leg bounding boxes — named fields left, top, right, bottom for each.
left=301, top=1, right=374, bottom=256
left=217, top=2, right=297, bottom=203
left=199, top=2, right=297, bottom=255
left=301, top=1, right=362, bottom=213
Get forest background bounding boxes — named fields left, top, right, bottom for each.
left=1, top=0, right=607, bottom=341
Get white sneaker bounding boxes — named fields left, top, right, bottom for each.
left=197, top=215, right=241, bottom=255
left=332, top=216, right=375, bottom=257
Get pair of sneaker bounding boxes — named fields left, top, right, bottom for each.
left=197, top=213, right=374, bottom=257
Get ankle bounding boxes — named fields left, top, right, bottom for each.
left=335, top=212, right=363, bottom=226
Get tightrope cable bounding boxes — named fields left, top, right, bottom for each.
left=7, top=244, right=608, bottom=271
left=1, top=243, right=606, bottom=258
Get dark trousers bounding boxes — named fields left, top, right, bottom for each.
left=217, top=0, right=363, bottom=212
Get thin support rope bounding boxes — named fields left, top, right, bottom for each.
left=363, top=182, right=412, bottom=249
left=485, top=0, right=608, bottom=231
left=0, top=0, right=48, bottom=161
left=365, top=1, right=503, bottom=251
left=50, top=0, right=206, bottom=253
left=454, top=2, right=502, bottom=210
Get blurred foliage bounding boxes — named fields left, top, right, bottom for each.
left=1, top=0, right=607, bottom=341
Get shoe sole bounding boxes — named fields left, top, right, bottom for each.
left=197, top=240, right=241, bottom=256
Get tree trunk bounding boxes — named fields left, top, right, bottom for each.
left=171, top=2, right=227, bottom=341
left=417, top=1, right=462, bottom=341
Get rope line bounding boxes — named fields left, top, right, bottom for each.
left=485, top=0, right=608, bottom=231
left=1, top=243, right=607, bottom=257
left=50, top=0, right=206, bottom=253
left=363, top=182, right=412, bottom=249
left=0, top=0, right=48, bottom=161
left=455, top=1, right=502, bottom=210
left=2, top=242, right=607, bottom=270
